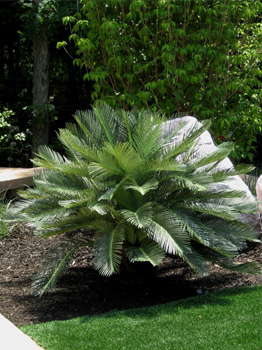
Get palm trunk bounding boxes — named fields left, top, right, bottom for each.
left=119, top=243, right=156, bottom=286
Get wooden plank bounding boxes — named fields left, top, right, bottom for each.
left=0, top=167, right=43, bottom=193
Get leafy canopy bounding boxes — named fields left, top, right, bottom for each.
left=60, top=0, right=262, bottom=163
left=5, top=102, right=261, bottom=295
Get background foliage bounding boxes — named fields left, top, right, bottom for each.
left=0, top=0, right=92, bottom=166
left=62, top=0, right=262, bottom=163
left=1, top=0, right=262, bottom=166
left=0, top=108, right=31, bottom=167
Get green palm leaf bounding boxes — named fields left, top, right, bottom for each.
left=31, top=212, right=100, bottom=237
left=93, top=101, right=126, bottom=146
left=73, top=110, right=101, bottom=147
left=146, top=207, right=191, bottom=257
left=176, top=200, right=241, bottom=221
left=164, top=119, right=212, bottom=159
left=124, top=178, right=159, bottom=195
left=132, top=111, right=164, bottom=159
left=173, top=209, right=240, bottom=257
left=120, top=202, right=154, bottom=229
left=125, top=238, right=165, bottom=266
left=183, top=249, right=209, bottom=276
left=33, top=147, right=91, bottom=177
left=31, top=237, right=90, bottom=296
left=197, top=246, right=261, bottom=275
left=92, top=222, right=125, bottom=276
left=187, top=142, right=235, bottom=171
left=58, top=128, right=99, bottom=162
left=103, top=141, right=143, bottom=175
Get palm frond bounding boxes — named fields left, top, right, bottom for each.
left=98, top=176, right=129, bottom=201
left=187, top=142, right=235, bottom=171
left=88, top=202, right=119, bottom=219
left=168, top=188, right=253, bottom=210
left=144, top=157, right=186, bottom=173
left=201, top=217, right=260, bottom=245
left=175, top=200, right=241, bottom=221
left=121, top=110, right=135, bottom=146
left=197, top=246, right=261, bottom=275
left=31, top=237, right=90, bottom=296
left=164, top=119, right=212, bottom=159
left=33, top=146, right=66, bottom=169
left=124, top=178, right=159, bottom=196
left=112, top=186, right=138, bottom=211
left=93, top=101, right=127, bottom=146
left=92, top=222, right=125, bottom=276
left=146, top=207, right=191, bottom=257
left=173, top=209, right=240, bottom=257
left=30, top=211, right=101, bottom=237
left=183, top=249, right=209, bottom=276
left=167, top=174, right=208, bottom=192
left=159, top=121, right=187, bottom=149
left=125, top=238, right=165, bottom=266
left=33, top=147, right=91, bottom=177
left=103, top=141, right=143, bottom=176
left=74, top=110, right=100, bottom=145
left=132, top=111, right=164, bottom=159
left=90, top=148, right=128, bottom=179
left=120, top=202, right=154, bottom=229
left=58, top=128, right=99, bottom=163
left=34, top=170, right=95, bottom=195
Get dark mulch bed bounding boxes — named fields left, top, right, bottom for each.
left=0, top=226, right=262, bottom=327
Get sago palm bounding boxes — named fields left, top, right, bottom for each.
left=6, top=102, right=261, bottom=295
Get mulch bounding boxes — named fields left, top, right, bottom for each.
left=0, top=226, right=262, bottom=327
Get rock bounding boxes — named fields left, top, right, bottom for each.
left=256, top=176, right=262, bottom=234
left=256, top=175, right=262, bottom=214
left=160, top=116, right=261, bottom=235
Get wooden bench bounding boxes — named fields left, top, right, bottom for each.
left=0, top=167, right=42, bottom=199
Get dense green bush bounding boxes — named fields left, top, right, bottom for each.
left=61, top=0, right=262, bottom=163
left=4, top=103, right=260, bottom=295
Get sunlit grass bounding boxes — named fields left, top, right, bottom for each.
left=21, top=285, right=262, bottom=350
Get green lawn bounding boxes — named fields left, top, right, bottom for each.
left=21, top=286, right=262, bottom=350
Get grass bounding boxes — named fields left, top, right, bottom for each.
left=21, top=285, right=262, bottom=350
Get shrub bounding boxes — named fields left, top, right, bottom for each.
left=0, top=197, right=16, bottom=239
left=61, top=0, right=262, bottom=163
left=5, top=103, right=261, bottom=295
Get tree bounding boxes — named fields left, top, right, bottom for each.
left=32, top=0, right=50, bottom=156
left=0, top=0, right=92, bottom=164
left=4, top=103, right=260, bottom=295
left=62, top=0, right=262, bottom=163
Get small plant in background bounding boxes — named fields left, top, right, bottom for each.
left=0, top=107, right=32, bottom=167
left=0, top=202, right=9, bottom=240
left=4, top=102, right=261, bottom=296
left=0, top=196, right=15, bottom=239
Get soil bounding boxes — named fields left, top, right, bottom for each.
left=0, top=226, right=262, bottom=328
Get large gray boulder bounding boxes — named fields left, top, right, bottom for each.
left=160, top=116, right=261, bottom=234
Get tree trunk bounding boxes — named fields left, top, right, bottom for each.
left=32, top=0, right=49, bottom=157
